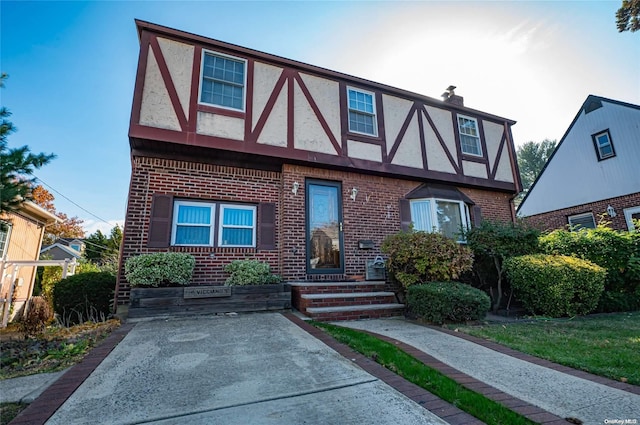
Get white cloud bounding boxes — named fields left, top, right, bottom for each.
left=83, top=219, right=124, bottom=236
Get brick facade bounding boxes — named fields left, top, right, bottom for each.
left=523, top=192, right=640, bottom=232
left=116, top=157, right=517, bottom=303
left=117, top=156, right=282, bottom=303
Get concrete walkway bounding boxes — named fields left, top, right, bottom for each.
left=0, top=370, right=66, bottom=403
left=339, top=318, right=640, bottom=425
left=30, top=314, right=446, bottom=425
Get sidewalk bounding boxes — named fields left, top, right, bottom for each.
left=338, top=317, right=640, bottom=425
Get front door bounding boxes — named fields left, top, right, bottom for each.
left=306, top=180, right=344, bottom=274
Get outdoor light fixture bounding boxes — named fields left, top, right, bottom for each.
left=292, top=182, right=299, bottom=195
left=606, top=205, right=616, bottom=217
left=350, top=187, right=358, bottom=201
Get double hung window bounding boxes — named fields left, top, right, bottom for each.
left=0, top=221, right=10, bottom=258
left=347, top=88, right=377, bottom=136
left=457, top=115, right=482, bottom=156
left=592, top=130, right=615, bottom=160
left=200, top=51, right=246, bottom=111
left=218, top=204, right=256, bottom=247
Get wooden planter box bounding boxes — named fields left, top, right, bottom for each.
left=128, top=284, right=291, bottom=318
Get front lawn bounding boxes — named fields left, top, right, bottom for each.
left=452, top=312, right=640, bottom=385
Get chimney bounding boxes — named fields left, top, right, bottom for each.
left=441, top=85, right=464, bottom=106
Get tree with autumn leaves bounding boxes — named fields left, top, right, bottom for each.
left=32, top=185, right=85, bottom=245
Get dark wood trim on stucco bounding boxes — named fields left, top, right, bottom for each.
left=135, top=21, right=516, bottom=126
left=149, top=35, right=188, bottom=131
left=490, top=131, right=507, bottom=181
left=421, top=105, right=460, bottom=174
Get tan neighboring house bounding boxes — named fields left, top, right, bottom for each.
left=0, top=201, right=59, bottom=323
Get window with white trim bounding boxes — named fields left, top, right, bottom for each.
left=457, top=115, right=482, bottom=156
left=0, top=221, right=11, bottom=258
left=218, top=204, right=257, bottom=247
left=623, top=206, right=640, bottom=231
left=410, top=199, right=470, bottom=241
left=568, top=212, right=596, bottom=230
left=172, top=201, right=216, bottom=246
left=592, top=129, right=615, bottom=160
left=200, top=51, right=246, bottom=111
left=347, top=88, right=377, bottom=136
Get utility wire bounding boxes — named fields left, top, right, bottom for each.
left=34, top=176, right=114, bottom=227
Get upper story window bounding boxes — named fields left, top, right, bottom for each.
left=568, top=212, right=596, bottom=230
left=457, top=115, right=482, bottom=156
left=0, top=221, right=11, bottom=258
left=172, top=201, right=216, bottom=246
left=200, top=51, right=246, bottom=111
left=218, top=204, right=257, bottom=247
left=347, top=88, right=377, bottom=136
left=409, top=199, right=470, bottom=242
left=591, top=129, right=615, bottom=160
left=70, top=244, right=81, bottom=252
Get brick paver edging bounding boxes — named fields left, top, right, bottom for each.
left=284, top=314, right=574, bottom=425
left=427, top=323, right=640, bottom=396
left=9, top=323, right=135, bottom=425
left=282, top=313, right=485, bottom=425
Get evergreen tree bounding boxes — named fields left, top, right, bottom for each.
left=0, top=74, right=55, bottom=213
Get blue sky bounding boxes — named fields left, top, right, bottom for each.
left=2, top=1, right=638, bottom=235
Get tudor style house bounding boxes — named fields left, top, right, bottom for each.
left=518, top=96, right=640, bottom=231
left=117, top=20, right=521, bottom=318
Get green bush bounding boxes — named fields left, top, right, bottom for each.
left=465, top=220, right=540, bottom=311
left=53, top=272, right=115, bottom=324
left=125, top=252, right=195, bottom=287
left=505, top=254, right=606, bottom=317
left=224, top=260, right=281, bottom=286
left=381, top=231, right=473, bottom=289
left=540, top=226, right=640, bottom=312
left=39, top=259, right=102, bottom=302
left=407, top=282, right=491, bottom=324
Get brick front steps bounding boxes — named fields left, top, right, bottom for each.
left=287, top=281, right=405, bottom=321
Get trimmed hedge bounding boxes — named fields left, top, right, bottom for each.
left=125, top=252, right=195, bottom=287
left=224, top=260, right=281, bottom=286
left=407, top=282, right=491, bottom=324
left=381, top=231, right=474, bottom=289
left=505, top=254, right=606, bottom=317
left=53, top=272, right=115, bottom=324
left=540, top=227, right=640, bottom=312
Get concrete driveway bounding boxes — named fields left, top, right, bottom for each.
left=45, top=314, right=447, bottom=425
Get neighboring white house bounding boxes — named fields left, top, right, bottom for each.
left=518, top=95, right=640, bottom=231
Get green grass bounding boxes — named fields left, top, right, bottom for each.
left=452, top=312, right=640, bottom=385
left=314, top=322, right=536, bottom=425
left=0, top=402, right=27, bottom=425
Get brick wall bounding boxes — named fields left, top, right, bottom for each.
left=117, top=157, right=517, bottom=302
left=523, top=192, right=640, bottom=232
left=117, top=156, right=281, bottom=302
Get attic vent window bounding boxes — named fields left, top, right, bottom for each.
left=591, top=129, right=615, bottom=161
left=568, top=212, right=596, bottom=230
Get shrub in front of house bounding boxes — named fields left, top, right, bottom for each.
left=539, top=226, right=640, bottom=312
left=53, top=272, right=115, bottom=325
left=505, top=254, right=606, bottom=317
left=464, top=219, right=540, bottom=312
left=407, top=282, right=491, bottom=324
left=21, top=296, right=54, bottom=336
left=224, top=259, right=281, bottom=286
left=381, top=231, right=474, bottom=289
left=125, top=252, right=195, bottom=287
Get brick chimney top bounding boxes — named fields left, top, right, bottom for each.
left=441, top=85, right=464, bottom=106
